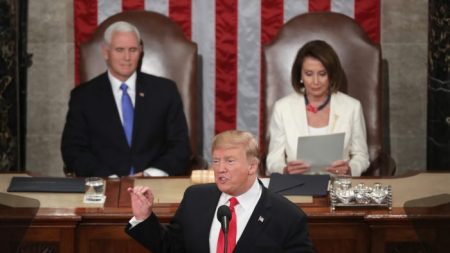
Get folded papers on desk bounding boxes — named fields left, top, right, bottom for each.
left=268, top=173, right=330, bottom=196
left=7, top=177, right=85, bottom=193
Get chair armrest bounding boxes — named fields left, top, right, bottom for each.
left=188, top=155, right=209, bottom=174
left=63, top=165, right=76, bottom=177
left=362, top=152, right=396, bottom=176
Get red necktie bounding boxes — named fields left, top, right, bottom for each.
left=217, top=197, right=239, bottom=253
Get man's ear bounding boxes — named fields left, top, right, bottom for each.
left=101, top=43, right=109, bottom=60
left=248, top=158, right=260, bottom=175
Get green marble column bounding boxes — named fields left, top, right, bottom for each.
left=427, top=0, right=450, bottom=170
left=0, top=0, right=27, bottom=171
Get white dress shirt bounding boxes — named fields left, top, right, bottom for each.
left=308, top=125, right=328, bottom=135
left=209, top=179, right=262, bottom=253
left=109, top=71, right=137, bottom=123
left=108, top=71, right=168, bottom=177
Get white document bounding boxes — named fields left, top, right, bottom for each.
left=297, top=132, right=345, bottom=173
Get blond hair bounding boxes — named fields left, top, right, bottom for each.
left=212, top=130, right=259, bottom=162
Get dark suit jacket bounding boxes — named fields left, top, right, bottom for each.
left=61, top=72, right=191, bottom=176
left=126, top=181, right=314, bottom=253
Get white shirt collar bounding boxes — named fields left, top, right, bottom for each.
left=220, top=178, right=262, bottom=211
left=107, top=71, right=137, bottom=92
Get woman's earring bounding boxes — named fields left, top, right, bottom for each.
left=300, top=80, right=304, bottom=84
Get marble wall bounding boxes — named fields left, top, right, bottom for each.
left=25, top=0, right=429, bottom=176
left=381, top=0, right=428, bottom=174
left=26, top=0, right=73, bottom=176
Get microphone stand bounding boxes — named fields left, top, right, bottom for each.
left=223, top=232, right=228, bottom=253
left=217, top=205, right=231, bottom=253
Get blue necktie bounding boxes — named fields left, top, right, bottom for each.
left=120, top=83, right=135, bottom=175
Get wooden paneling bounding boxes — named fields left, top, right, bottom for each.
left=78, top=224, right=149, bottom=253
left=369, top=220, right=450, bottom=253
left=310, top=222, right=369, bottom=253
left=1, top=174, right=449, bottom=253
left=0, top=219, right=78, bottom=253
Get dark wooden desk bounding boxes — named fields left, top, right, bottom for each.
left=1, top=173, right=449, bottom=253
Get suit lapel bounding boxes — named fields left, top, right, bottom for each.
left=97, top=74, right=129, bottom=147
left=234, top=181, right=272, bottom=252
left=132, top=73, right=149, bottom=148
left=328, top=93, right=341, bottom=133
left=292, top=94, right=309, bottom=137
left=198, top=185, right=222, bottom=252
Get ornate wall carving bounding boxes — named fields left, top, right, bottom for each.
left=0, top=0, right=18, bottom=171
left=0, top=0, right=28, bottom=171
left=427, top=0, right=450, bottom=170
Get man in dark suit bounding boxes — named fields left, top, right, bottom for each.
left=126, top=130, right=314, bottom=253
left=61, top=21, right=191, bottom=177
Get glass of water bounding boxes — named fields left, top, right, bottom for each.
left=85, top=177, right=105, bottom=202
left=333, top=174, right=352, bottom=190
left=334, top=175, right=354, bottom=204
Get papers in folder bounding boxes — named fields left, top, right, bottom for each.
left=7, top=177, right=86, bottom=193
left=297, top=132, right=345, bottom=173
left=269, top=173, right=330, bottom=196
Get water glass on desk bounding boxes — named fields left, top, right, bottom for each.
left=84, top=177, right=105, bottom=202
left=332, top=174, right=352, bottom=190
left=333, top=175, right=354, bottom=204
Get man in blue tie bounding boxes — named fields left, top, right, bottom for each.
left=61, top=21, right=191, bottom=177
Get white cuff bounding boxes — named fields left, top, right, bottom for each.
left=143, top=168, right=169, bottom=177
left=129, top=216, right=144, bottom=229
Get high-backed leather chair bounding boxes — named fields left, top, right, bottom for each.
left=78, top=10, right=206, bottom=172
left=263, top=12, right=395, bottom=176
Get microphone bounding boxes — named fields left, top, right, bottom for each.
left=217, top=205, right=231, bottom=234
left=217, top=205, right=231, bottom=253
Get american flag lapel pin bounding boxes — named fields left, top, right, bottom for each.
left=139, top=92, right=145, bottom=97
left=258, top=216, right=264, bottom=223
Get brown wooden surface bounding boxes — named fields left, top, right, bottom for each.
left=1, top=173, right=449, bottom=253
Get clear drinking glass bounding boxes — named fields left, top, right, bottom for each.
left=370, top=182, right=387, bottom=204
left=354, top=183, right=371, bottom=204
left=335, top=175, right=352, bottom=191
left=334, top=175, right=354, bottom=204
left=85, top=177, right=105, bottom=201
